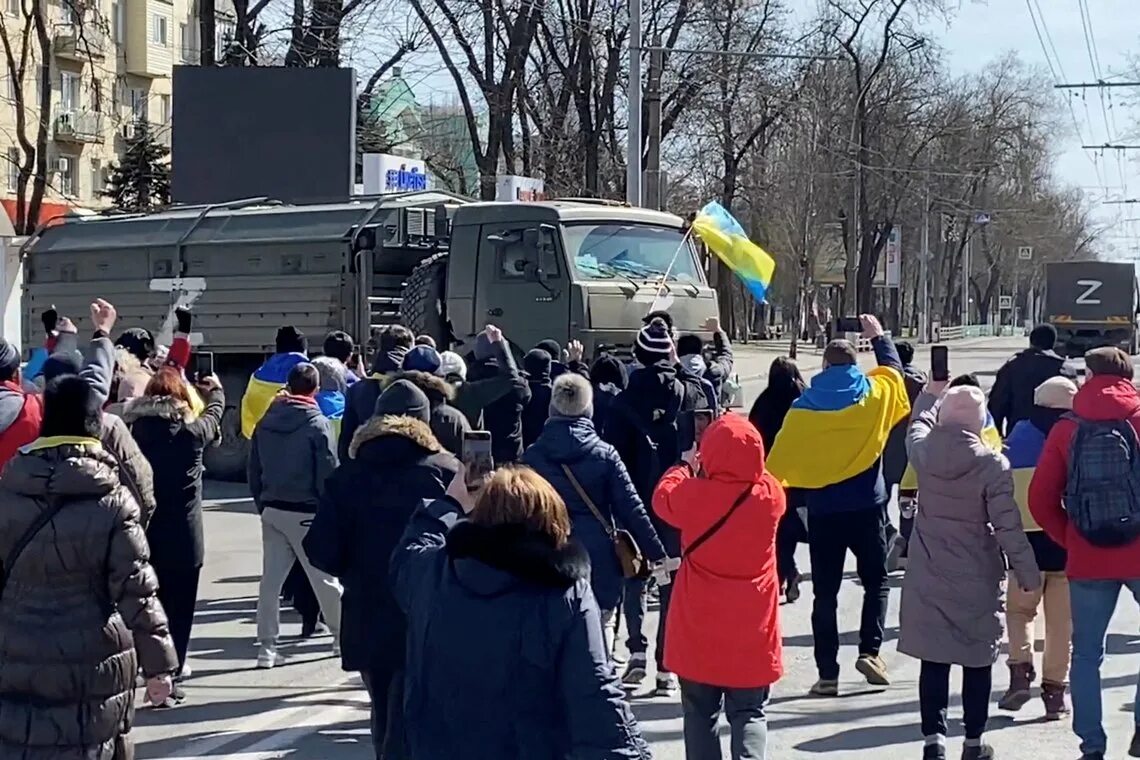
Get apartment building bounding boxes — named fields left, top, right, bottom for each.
left=0, top=0, right=234, bottom=224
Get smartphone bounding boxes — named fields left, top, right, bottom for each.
left=931, top=345, right=949, bottom=382
left=191, top=353, right=214, bottom=382
left=462, top=431, right=494, bottom=490
left=835, top=316, right=862, bottom=333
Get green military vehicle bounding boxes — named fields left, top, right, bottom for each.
left=20, top=192, right=721, bottom=479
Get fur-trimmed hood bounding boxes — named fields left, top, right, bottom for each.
left=348, top=413, right=442, bottom=460
left=445, top=520, right=591, bottom=592
left=388, top=370, right=455, bottom=407
left=119, top=394, right=193, bottom=424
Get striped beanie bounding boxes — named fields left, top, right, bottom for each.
left=635, top=317, right=673, bottom=365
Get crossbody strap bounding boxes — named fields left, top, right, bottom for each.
left=0, top=497, right=67, bottom=600
left=561, top=464, right=615, bottom=539
left=683, top=485, right=753, bottom=560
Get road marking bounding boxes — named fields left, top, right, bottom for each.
left=175, top=699, right=367, bottom=759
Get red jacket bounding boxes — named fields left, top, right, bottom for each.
left=653, top=413, right=785, bottom=688
left=1029, top=375, right=1140, bottom=579
left=0, top=381, right=42, bottom=468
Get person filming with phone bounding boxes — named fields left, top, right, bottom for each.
left=766, top=314, right=910, bottom=695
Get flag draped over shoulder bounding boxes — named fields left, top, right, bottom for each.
left=690, top=200, right=776, bottom=302
left=899, top=410, right=1002, bottom=491
left=240, top=352, right=309, bottom=438
left=766, top=365, right=910, bottom=489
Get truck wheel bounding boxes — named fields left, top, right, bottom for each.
left=400, top=252, right=449, bottom=346
left=203, top=406, right=249, bottom=482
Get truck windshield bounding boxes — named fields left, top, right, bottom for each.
left=562, top=223, right=702, bottom=283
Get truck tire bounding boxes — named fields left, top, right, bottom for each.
left=400, top=252, right=449, bottom=346
left=203, top=405, right=249, bottom=482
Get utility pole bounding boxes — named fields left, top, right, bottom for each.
left=626, top=0, right=642, bottom=207
left=962, top=231, right=971, bottom=326
left=920, top=180, right=930, bottom=342
left=644, top=38, right=663, bottom=211
left=199, top=0, right=216, bottom=66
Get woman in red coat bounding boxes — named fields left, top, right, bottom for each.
left=653, top=412, right=785, bottom=760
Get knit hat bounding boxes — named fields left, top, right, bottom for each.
left=402, top=345, right=443, bottom=375
left=591, top=353, right=628, bottom=390
left=1085, top=347, right=1134, bottom=380
left=937, top=385, right=986, bottom=434
left=536, top=340, right=562, bottom=362
left=439, top=351, right=467, bottom=381
left=550, top=373, right=593, bottom=418
left=823, top=339, right=857, bottom=367
left=41, top=374, right=102, bottom=438
left=0, top=338, right=19, bottom=379
left=1034, top=376, right=1078, bottom=410
left=474, top=332, right=496, bottom=361
left=275, top=325, right=307, bottom=355
left=115, top=327, right=155, bottom=363
left=374, top=378, right=431, bottom=423
left=634, top=318, right=673, bottom=366
left=524, top=348, right=553, bottom=381
left=42, top=350, right=83, bottom=383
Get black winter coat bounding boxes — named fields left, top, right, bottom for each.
left=389, top=370, right=471, bottom=457
left=338, top=347, right=406, bottom=461
left=0, top=440, right=178, bottom=759
left=989, top=347, right=1073, bottom=435
left=121, top=388, right=224, bottom=571
left=390, top=498, right=651, bottom=760
left=467, top=348, right=531, bottom=465
left=304, top=414, right=459, bottom=672
left=522, top=416, right=666, bottom=610
left=522, top=379, right=552, bottom=449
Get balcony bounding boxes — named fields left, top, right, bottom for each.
left=53, top=25, right=107, bottom=62
left=54, top=111, right=105, bottom=144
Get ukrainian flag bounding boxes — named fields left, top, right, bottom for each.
left=240, top=352, right=308, bottom=438
left=316, top=389, right=345, bottom=442
left=899, top=411, right=1002, bottom=491
left=691, top=201, right=776, bottom=302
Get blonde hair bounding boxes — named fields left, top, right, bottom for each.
left=471, top=466, right=572, bottom=547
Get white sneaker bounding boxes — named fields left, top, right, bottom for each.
left=257, top=648, right=277, bottom=669
left=655, top=672, right=679, bottom=697
left=621, top=654, right=647, bottom=687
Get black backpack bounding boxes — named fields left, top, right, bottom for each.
left=613, top=384, right=683, bottom=502
left=1064, top=413, right=1140, bottom=547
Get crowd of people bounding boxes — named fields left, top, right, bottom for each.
left=2, top=298, right=1140, bottom=760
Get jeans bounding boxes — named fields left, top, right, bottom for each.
left=256, top=507, right=343, bottom=648
left=919, top=661, right=991, bottom=740
left=361, top=666, right=407, bottom=760
left=1007, top=571, right=1072, bottom=684
left=807, top=507, right=889, bottom=680
left=681, top=679, right=769, bottom=760
left=1069, top=578, right=1140, bottom=754
left=623, top=575, right=674, bottom=673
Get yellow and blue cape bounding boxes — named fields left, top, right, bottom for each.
left=240, top=352, right=309, bottom=438
left=767, top=364, right=911, bottom=489
left=899, top=410, right=1002, bottom=491
left=691, top=200, right=776, bottom=302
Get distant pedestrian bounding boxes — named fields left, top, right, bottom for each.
left=0, top=375, right=178, bottom=755
left=249, top=363, right=342, bottom=669
left=461, top=325, right=531, bottom=464
left=399, top=345, right=471, bottom=456
left=522, top=347, right=554, bottom=448
left=340, top=324, right=413, bottom=460
left=989, top=324, right=1073, bottom=436
left=391, top=466, right=651, bottom=760
left=903, top=383, right=1040, bottom=760
left=323, top=330, right=359, bottom=386
left=748, top=356, right=808, bottom=603
left=241, top=325, right=309, bottom=438
left=305, top=379, right=459, bottom=760
left=1029, top=347, right=1140, bottom=760
left=589, top=351, right=628, bottom=435
left=654, top=413, right=786, bottom=760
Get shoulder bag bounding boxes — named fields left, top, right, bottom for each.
left=0, top=497, right=67, bottom=600
left=682, top=485, right=753, bottom=560
left=561, top=464, right=645, bottom=578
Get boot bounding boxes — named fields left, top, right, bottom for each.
left=1042, top=680, right=1069, bottom=721
left=998, top=662, right=1035, bottom=712
left=961, top=744, right=994, bottom=760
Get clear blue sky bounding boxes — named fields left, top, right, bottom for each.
left=934, top=0, right=1140, bottom=255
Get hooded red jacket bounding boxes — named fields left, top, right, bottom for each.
left=0, top=381, right=42, bottom=468
left=652, top=413, right=785, bottom=689
left=1029, top=374, right=1140, bottom=580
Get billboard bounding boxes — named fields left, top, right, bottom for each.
left=362, top=154, right=428, bottom=194
left=171, top=66, right=356, bottom=204
left=496, top=175, right=545, bottom=201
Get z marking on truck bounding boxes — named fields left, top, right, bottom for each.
left=1075, top=279, right=1104, bottom=305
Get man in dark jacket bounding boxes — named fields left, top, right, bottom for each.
left=249, top=363, right=341, bottom=669
left=604, top=316, right=693, bottom=696
left=676, top=316, right=734, bottom=408
left=391, top=362, right=471, bottom=456
left=589, top=352, right=628, bottom=436
left=339, top=324, right=413, bottom=460
left=989, top=324, right=1073, bottom=435
left=459, top=325, right=531, bottom=465
left=521, top=348, right=553, bottom=448
left=305, top=379, right=458, bottom=760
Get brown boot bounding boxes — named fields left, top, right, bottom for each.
left=998, top=662, right=1035, bottom=712
left=1041, top=680, right=1069, bottom=721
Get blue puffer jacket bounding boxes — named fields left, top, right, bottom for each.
left=523, top=416, right=666, bottom=611
left=391, top=498, right=652, bottom=760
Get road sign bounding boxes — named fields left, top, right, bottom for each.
left=973, top=212, right=992, bottom=225
left=999, top=295, right=1013, bottom=310
left=885, top=228, right=901, bottom=288
left=1018, top=246, right=1033, bottom=260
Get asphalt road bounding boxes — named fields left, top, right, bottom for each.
left=131, top=336, right=1140, bottom=760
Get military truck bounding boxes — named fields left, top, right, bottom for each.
left=20, top=192, right=720, bottom=479
left=1044, top=260, right=1140, bottom=357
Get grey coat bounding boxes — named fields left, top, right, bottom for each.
left=899, top=391, right=1041, bottom=668
left=249, top=396, right=337, bottom=512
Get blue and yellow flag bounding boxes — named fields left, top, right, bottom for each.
left=691, top=200, right=776, bottom=302
left=899, top=411, right=1002, bottom=491
left=240, top=352, right=308, bottom=438
left=767, top=365, right=910, bottom=489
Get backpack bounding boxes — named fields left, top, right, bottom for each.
left=612, top=383, right=683, bottom=502
left=1064, top=413, right=1140, bottom=547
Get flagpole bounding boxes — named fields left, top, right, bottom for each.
left=647, top=226, right=694, bottom=315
